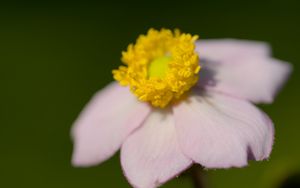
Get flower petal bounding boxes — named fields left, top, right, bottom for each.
left=121, top=110, right=192, bottom=188
left=196, top=39, right=271, bottom=62
left=198, top=56, right=292, bottom=103
left=173, top=91, right=274, bottom=168
left=71, top=82, right=151, bottom=167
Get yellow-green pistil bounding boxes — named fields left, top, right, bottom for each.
left=148, top=56, right=172, bottom=78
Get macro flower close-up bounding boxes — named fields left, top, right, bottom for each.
left=71, top=28, right=292, bottom=188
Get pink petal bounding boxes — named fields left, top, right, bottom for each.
left=196, top=39, right=271, bottom=62
left=173, top=91, right=274, bottom=168
left=71, top=82, right=151, bottom=167
left=198, top=56, right=292, bottom=103
left=121, top=110, right=192, bottom=188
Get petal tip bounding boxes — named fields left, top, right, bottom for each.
left=71, top=150, right=97, bottom=167
left=71, top=144, right=110, bottom=167
left=200, top=159, right=249, bottom=169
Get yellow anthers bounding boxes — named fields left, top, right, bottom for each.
left=113, top=28, right=200, bottom=108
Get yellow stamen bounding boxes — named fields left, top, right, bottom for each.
left=113, top=28, right=200, bottom=108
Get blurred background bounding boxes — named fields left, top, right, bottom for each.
left=1, top=1, right=299, bottom=187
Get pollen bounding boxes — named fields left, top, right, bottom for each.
left=113, top=28, right=200, bottom=108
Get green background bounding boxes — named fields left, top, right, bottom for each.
left=1, top=1, right=299, bottom=187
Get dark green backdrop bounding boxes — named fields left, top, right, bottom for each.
left=1, top=1, right=299, bottom=188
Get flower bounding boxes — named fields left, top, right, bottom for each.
left=71, top=28, right=292, bottom=188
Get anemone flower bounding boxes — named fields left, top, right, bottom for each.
left=71, top=28, right=292, bottom=188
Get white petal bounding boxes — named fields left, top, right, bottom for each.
left=196, top=39, right=271, bottom=62
left=121, top=110, right=192, bottom=188
left=198, top=56, right=292, bottom=103
left=173, top=91, right=274, bottom=168
left=72, top=82, right=151, bottom=166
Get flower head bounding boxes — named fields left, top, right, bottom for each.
left=71, top=28, right=292, bottom=188
left=113, top=29, right=200, bottom=107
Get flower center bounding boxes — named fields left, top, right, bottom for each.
left=113, top=28, right=200, bottom=108
left=148, top=56, right=171, bottom=78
